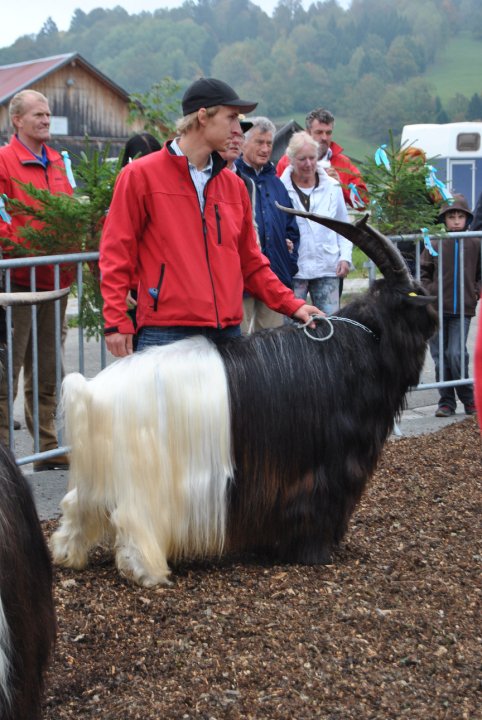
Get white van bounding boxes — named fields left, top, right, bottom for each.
left=400, top=122, right=482, bottom=208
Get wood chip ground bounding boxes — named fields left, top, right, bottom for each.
left=41, top=419, right=481, bottom=719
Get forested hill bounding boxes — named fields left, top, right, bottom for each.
left=1, top=0, right=482, bottom=147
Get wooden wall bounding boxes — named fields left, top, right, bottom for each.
left=0, top=59, right=144, bottom=155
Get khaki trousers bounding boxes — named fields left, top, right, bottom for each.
left=0, top=288, right=68, bottom=452
left=241, top=296, right=285, bottom=334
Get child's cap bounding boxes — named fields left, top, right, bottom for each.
left=437, top=194, right=473, bottom=224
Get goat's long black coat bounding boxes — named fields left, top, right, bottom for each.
left=0, top=444, right=55, bottom=720
left=218, top=278, right=437, bottom=563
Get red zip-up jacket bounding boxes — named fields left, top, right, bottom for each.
left=0, top=135, right=74, bottom=289
left=99, top=143, right=304, bottom=334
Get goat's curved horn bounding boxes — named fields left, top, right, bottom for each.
left=0, top=286, right=70, bottom=307
left=275, top=203, right=412, bottom=286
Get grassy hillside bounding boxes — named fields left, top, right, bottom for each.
left=423, top=33, right=482, bottom=103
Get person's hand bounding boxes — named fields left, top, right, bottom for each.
left=286, top=238, right=294, bottom=253
left=336, top=260, right=350, bottom=279
left=325, top=166, right=341, bottom=183
left=105, top=332, right=133, bottom=357
left=292, top=304, right=325, bottom=328
left=126, top=290, right=137, bottom=309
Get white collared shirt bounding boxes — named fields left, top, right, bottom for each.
left=170, top=137, right=213, bottom=211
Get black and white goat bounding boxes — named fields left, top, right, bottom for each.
left=0, top=288, right=65, bottom=718
left=0, top=444, right=56, bottom=719
left=50, top=211, right=437, bottom=587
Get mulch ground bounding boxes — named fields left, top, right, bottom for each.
left=42, top=419, right=481, bottom=719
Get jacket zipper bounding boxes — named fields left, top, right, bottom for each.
left=150, top=263, right=165, bottom=312
left=453, top=240, right=458, bottom=314
left=188, top=168, right=221, bottom=328
left=214, top=204, right=222, bottom=244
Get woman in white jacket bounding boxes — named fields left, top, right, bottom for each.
left=280, top=131, right=352, bottom=315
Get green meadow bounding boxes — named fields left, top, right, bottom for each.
left=276, top=33, right=482, bottom=164
left=422, top=33, right=482, bottom=103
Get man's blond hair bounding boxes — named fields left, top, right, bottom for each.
left=9, top=89, right=49, bottom=126
left=175, top=105, right=220, bottom=135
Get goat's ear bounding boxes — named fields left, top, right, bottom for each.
left=398, top=290, right=436, bottom=306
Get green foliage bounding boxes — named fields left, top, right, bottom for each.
left=1, top=184, right=85, bottom=256
left=128, top=77, right=181, bottom=140
left=467, top=93, right=482, bottom=121
left=357, top=132, right=444, bottom=235
left=71, top=266, right=104, bottom=341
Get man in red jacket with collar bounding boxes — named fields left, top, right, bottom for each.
left=100, top=77, right=321, bottom=357
left=276, top=107, right=367, bottom=209
left=0, top=89, right=72, bottom=470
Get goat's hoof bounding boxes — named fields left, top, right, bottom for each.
left=49, top=533, right=88, bottom=569
left=115, top=547, right=172, bottom=588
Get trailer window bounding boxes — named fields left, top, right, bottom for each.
left=456, top=133, right=480, bottom=151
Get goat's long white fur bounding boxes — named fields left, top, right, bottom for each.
left=51, top=336, right=233, bottom=586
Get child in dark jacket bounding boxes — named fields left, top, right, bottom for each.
left=421, top=195, right=481, bottom=417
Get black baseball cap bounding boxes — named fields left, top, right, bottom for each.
left=182, top=77, right=258, bottom=116
left=239, top=115, right=253, bottom=133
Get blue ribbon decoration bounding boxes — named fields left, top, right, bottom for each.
left=0, top=195, right=11, bottom=223
left=61, top=150, right=77, bottom=189
left=425, top=165, right=452, bottom=201
left=348, top=183, right=365, bottom=208
left=421, top=227, right=438, bottom=257
left=374, top=144, right=391, bottom=171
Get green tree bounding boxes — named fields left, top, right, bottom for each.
left=446, top=93, right=470, bottom=121
left=356, top=132, right=443, bottom=236
left=386, top=36, right=419, bottom=82
left=128, top=78, right=181, bottom=140
left=467, top=93, right=482, bottom=120
left=434, top=96, right=449, bottom=124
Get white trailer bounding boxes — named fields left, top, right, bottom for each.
left=400, top=122, right=482, bottom=208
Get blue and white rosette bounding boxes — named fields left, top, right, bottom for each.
left=421, top=227, right=438, bottom=257
left=61, top=150, right=77, bottom=189
left=374, top=144, right=391, bottom=171
left=0, top=195, right=11, bottom=223
left=425, top=165, right=452, bottom=202
left=348, top=183, right=365, bottom=208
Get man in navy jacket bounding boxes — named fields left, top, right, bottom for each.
left=236, top=116, right=300, bottom=332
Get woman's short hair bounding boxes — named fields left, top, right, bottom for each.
left=175, top=106, right=220, bottom=134
left=286, top=131, right=319, bottom=163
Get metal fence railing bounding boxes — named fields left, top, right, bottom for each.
left=1, top=232, right=481, bottom=465
left=0, top=252, right=104, bottom=466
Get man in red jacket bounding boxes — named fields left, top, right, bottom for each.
left=0, top=89, right=72, bottom=470
left=276, top=107, right=367, bottom=209
left=100, top=77, right=321, bottom=357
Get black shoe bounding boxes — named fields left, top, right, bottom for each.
left=13, top=419, right=21, bottom=430
left=435, top=405, right=455, bottom=418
